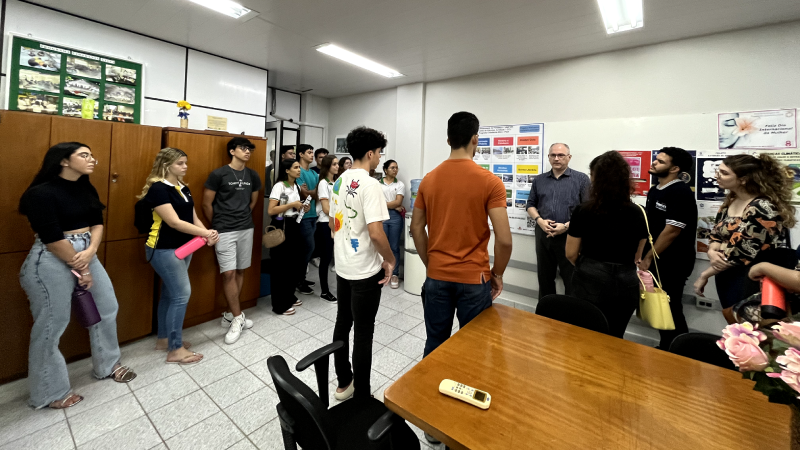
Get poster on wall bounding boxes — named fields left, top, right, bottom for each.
left=650, top=150, right=697, bottom=192
left=617, top=151, right=652, bottom=196
left=696, top=201, right=722, bottom=260
left=6, top=34, right=144, bottom=123
left=695, top=150, right=731, bottom=201
left=478, top=123, right=544, bottom=236
left=718, top=109, right=797, bottom=150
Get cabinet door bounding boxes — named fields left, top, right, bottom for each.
left=106, top=124, right=163, bottom=242
left=105, top=238, right=154, bottom=343
left=0, top=251, right=34, bottom=383
left=50, top=117, right=112, bottom=214
left=0, top=112, right=52, bottom=254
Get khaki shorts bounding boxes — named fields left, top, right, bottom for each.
left=215, top=229, right=254, bottom=273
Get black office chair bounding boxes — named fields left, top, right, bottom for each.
left=535, top=294, right=610, bottom=334
left=267, top=341, right=420, bottom=450
left=668, top=332, right=737, bottom=371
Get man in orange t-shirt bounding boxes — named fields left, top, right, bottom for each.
left=411, top=111, right=513, bottom=358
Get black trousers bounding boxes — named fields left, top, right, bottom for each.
left=571, top=256, right=639, bottom=338
left=535, top=230, right=574, bottom=298
left=269, top=219, right=302, bottom=314
left=332, top=270, right=384, bottom=398
left=314, top=223, right=334, bottom=294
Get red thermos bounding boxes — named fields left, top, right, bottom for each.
left=175, top=236, right=207, bottom=260
left=761, top=277, right=786, bottom=319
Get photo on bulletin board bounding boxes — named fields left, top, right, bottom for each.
left=335, top=135, right=348, bottom=154
left=6, top=34, right=144, bottom=123
left=718, top=109, right=797, bottom=150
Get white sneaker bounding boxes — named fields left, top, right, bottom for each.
left=221, top=311, right=253, bottom=329
left=225, top=315, right=245, bottom=345
left=334, top=381, right=354, bottom=400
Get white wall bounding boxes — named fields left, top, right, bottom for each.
left=2, top=0, right=300, bottom=137
left=329, top=88, right=397, bottom=159
left=327, top=20, right=800, bottom=340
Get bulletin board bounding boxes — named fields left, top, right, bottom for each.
left=476, top=123, right=545, bottom=236
left=5, top=34, right=143, bottom=123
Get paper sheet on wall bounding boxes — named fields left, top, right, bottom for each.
left=696, top=200, right=722, bottom=260
left=718, top=109, right=797, bottom=150
left=478, top=123, right=544, bottom=235
left=616, top=151, right=652, bottom=196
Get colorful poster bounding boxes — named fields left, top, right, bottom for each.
left=718, top=109, right=797, bottom=150
left=617, top=151, right=652, bottom=196
left=650, top=150, right=697, bottom=193
left=479, top=123, right=544, bottom=236
left=696, top=201, right=722, bottom=260
left=762, top=150, right=800, bottom=203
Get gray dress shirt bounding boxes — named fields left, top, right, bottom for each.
left=525, top=168, right=590, bottom=224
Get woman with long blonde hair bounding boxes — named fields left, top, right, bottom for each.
left=694, top=153, right=796, bottom=323
left=139, top=148, right=219, bottom=364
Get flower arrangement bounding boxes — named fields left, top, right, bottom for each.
left=177, top=100, right=191, bottom=119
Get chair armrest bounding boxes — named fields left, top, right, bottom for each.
left=296, top=341, right=344, bottom=372
left=367, top=410, right=396, bottom=442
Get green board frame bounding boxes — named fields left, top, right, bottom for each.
left=8, top=35, right=143, bottom=124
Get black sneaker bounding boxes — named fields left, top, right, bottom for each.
left=303, top=279, right=316, bottom=287
left=320, top=292, right=337, bottom=303
left=296, top=284, right=314, bottom=295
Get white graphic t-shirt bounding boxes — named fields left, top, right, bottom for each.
left=331, top=168, right=390, bottom=280
left=316, top=178, right=333, bottom=223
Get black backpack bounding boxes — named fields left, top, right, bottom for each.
left=134, top=198, right=154, bottom=234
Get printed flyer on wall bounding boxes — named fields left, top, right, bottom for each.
left=695, top=150, right=757, bottom=201
left=616, top=151, right=652, bottom=196
left=696, top=201, right=722, bottom=260
left=718, top=109, right=797, bottom=150
left=478, top=123, right=544, bottom=236
left=762, top=150, right=800, bottom=203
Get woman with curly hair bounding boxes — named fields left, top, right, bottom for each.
left=694, top=154, right=796, bottom=323
left=566, top=151, right=648, bottom=338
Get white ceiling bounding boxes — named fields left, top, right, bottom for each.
left=25, top=0, right=800, bottom=98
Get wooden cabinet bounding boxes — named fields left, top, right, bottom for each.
left=106, top=123, right=163, bottom=242
left=106, top=238, right=155, bottom=343
left=162, top=128, right=266, bottom=328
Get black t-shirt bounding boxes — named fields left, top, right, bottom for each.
left=568, top=203, right=648, bottom=265
left=204, top=166, right=262, bottom=232
left=145, top=181, right=195, bottom=249
left=20, top=177, right=105, bottom=244
left=645, top=180, right=698, bottom=275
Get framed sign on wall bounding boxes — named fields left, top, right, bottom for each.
left=6, top=34, right=144, bottom=123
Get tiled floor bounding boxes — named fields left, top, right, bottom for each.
left=0, top=267, right=450, bottom=450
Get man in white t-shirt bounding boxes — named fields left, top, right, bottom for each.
left=329, top=126, right=395, bottom=401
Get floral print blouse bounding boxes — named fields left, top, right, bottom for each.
left=709, top=197, right=789, bottom=266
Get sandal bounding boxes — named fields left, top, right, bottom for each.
left=166, top=352, right=203, bottom=365
left=49, top=393, right=83, bottom=409
left=155, top=340, right=192, bottom=351
left=280, top=308, right=296, bottom=316
left=293, top=300, right=303, bottom=307
left=110, top=365, right=137, bottom=383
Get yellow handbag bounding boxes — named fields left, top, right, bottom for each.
left=635, top=204, right=675, bottom=331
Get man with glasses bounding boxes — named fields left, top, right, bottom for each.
left=526, top=143, right=590, bottom=299
left=203, top=137, right=262, bottom=344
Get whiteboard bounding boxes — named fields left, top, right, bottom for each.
left=186, top=50, right=267, bottom=116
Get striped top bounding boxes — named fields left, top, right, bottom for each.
left=525, top=168, right=590, bottom=224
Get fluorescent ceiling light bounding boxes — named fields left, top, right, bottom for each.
left=187, top=0, right=255, bottom=19
left=597, top=0, right=643, bottom=34
left=316, top=44, right=404, bottom=78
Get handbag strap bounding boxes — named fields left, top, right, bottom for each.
left=636, top=203, right=664, bottom=286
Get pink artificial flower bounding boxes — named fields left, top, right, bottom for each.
left=733, top=117, right=759, bottom=137
left=771, top=348, right=800, bottom=398
left=721, top=334, right=770, bottom=372
left=717, top=322, right=766, bottom=349
left=773, top=322, right=800, bottom=349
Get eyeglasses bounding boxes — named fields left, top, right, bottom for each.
left=76, top=152, right=97, bottom=162
left=548, top=153, right=569, bottom=159
left=237, top=146, right=254, bottom=153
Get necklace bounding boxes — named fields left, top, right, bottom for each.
left=229, top=165, right=246, bottom=188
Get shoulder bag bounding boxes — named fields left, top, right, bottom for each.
left=635, top=203, right=675, bottom=331
left=263, top=183, right=287, bottom=248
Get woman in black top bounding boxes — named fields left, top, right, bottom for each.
left=139, top=148, right=219, bottom=365
left=566, top=151, right=648, bottom=338
left=19, top=142, right=137, bottom=410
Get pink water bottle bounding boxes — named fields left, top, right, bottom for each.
left=175, top=236, right=207, bottom=260
left=638, top=270, right=655, bottom=292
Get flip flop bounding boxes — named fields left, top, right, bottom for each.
left=49, top=393, right=83, bottom=409
left=110, top=365, right=137, bottom=383
left=155, top=341, right=192, bottom=351
left=166, top=352, right=203, bottom=365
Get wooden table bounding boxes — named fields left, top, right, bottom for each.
left=384, top=304, right=790, bottom=449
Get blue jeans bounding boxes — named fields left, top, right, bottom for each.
left=146, top=246, right=192, bottom=351
left=298, top=217, right=317, bottom=282
left=19, top=233, right=122, bottom=408
left=422, top=277, right=492, bottom=357
left=382, top=210, right=403, bottom=276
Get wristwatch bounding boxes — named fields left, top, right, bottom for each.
left=532, top=216, right=540, bottom=222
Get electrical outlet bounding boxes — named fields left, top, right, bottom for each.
left=695, top=297, right=716, bottom=310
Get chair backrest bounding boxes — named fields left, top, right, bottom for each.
left=669, top=332, right=737, bottom=371
left=267, top=355, right=335, bottom=450
left=535, top=294, right=610, bottom=334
